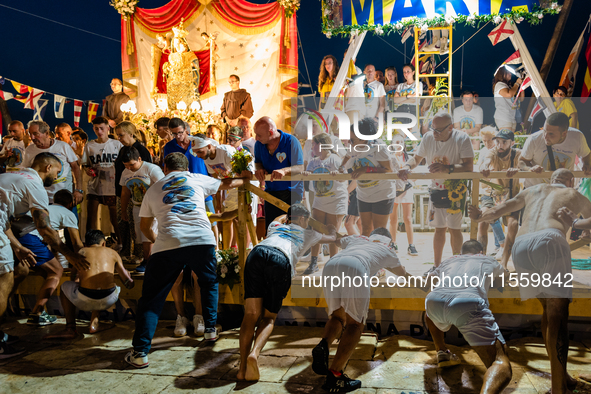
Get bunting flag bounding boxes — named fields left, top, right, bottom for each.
left=401, top=27, right=412, bottom=44
left=33, top=99, right=48, bottom=121
left=503, top=50, right=522, bottom=65
left=488, top=20, right=514, bottom=46
left=13, top=95, right=27, bottom=104
left=73, top=100, right=83, bottom=127
left=11, top=81, right=29, bottom=94
left=54, top=94, right=66, bottom=118
left=87, top=101, right=99, bottom=123
left=572, top=19, right=591, bottom=103
left=24, top=88, right=44, bottom=110
left=515, top=76, right=532, bottom=100
left=528, top=98, right=547, bottom=123
left=0, top=90, right=13, bottom=101
left=559, top=27, right=587, bottom=93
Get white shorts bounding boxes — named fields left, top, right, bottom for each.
left=428, top=201, right=463, bottom=230
left=394, top=188, right=414, bottom=205
left=494, top=117, right=517, bottom=131
left=133, top=206, right=157, bottom=243
left=61, top=281, right=121, bottom=311
left=425, top=293, right=505, bottom=347
left=0, top=242, right=14, bottom=275
left=511, top=228, right=572, bottom=300
left=322, top=255, right=370, bottom=324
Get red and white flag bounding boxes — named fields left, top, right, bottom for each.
left=74, top=100, right=83, bottom=127
left=0, top=90, right=13, bottom=101
left=528, top=98, right=547, bottom=123
left=488, top=20, right=514, bottom=46
left=513, top=76, right=532, bottom=105
left=401, top=27, right=413, bottom=44
left=503, top=50, right=521, bottom=65
left=24, top=88, right=44, bottom=110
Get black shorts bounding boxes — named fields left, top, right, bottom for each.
left=244, top=245, right=292, bottom=314
left=347, top=190, right=359, bottom=216
left=87, top=194, right=117, bottom=207
left=357, top=198, right=395, bottom=215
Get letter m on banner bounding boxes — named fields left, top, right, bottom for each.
left=343, top=0, right=384, bottom=26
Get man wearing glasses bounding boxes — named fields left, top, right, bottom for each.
left=0, top=121, right=29, bottom=171
left=220, top=75, right=254, bottom=127
left=399, top=113, right=474, bottom=271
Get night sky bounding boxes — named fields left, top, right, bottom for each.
left=1, top=0, right=590, bottom=137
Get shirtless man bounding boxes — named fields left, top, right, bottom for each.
left=44, top=230, right=134, bottom=339
left=468, top=169, right=590, bottom=394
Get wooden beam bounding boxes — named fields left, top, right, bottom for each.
left=470, top=179, right=480, bottom=240
left=570, top=238, right=590, bottom=251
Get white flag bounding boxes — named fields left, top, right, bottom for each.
left=54, top=94, right=66, bottom=118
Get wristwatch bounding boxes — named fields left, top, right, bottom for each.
left=448, top=165, right=455, bottom=174
left=572, top=218, right=580, bottom=230
left=75, top=189, right=84, bottom=194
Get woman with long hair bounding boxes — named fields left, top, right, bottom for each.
left=384, top=66, right=399, bottom=113
left=318, top=55, right=340, bottom=110
left=493, top=67, right=523, bottom=131
left=393, top=64, right=424, bottom=137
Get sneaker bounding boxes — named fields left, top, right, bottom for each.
left=27, top=311, right=57, bottom=326
left=495, top=247, right=504, bottom=262
left=322, top=244, right=330, bottom=256
left=134, top=262, right=147, bottom=275
left=322, top=370, right=362, bottom=392
left=408, top=244, right=418, bottom=256
left=423, top=266, right=436, bottom=278
left=437, top=349, right=461, bottom=368
left=312, top=339, right=329, bottom=375
left=302, top=262, right=319, bottom=275
left=393, top=243, right=398, bottom=252
left=1, top=332, right=19, bottom=345
left=300, top=250, right=312, bottom=262
left=174, top=315, right=189, bottom=337
left=193, top=315, right=205, bottom=337
left=488, top=247, right=500, bottom=257
left=204, top=326, right=218, bottom=341
left=0, top=341, right=26, bottom=360
left=124, top=350, right=149, bottom=368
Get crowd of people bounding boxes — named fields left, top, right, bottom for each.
left=0, top=63, right=589, bottom=393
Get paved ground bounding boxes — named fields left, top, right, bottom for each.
left=2, top=319, right=591, bottom=393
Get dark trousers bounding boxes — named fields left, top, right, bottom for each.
left=132, top=244, right=218, bottom=353
left=264, top=190, right=302, bottom=233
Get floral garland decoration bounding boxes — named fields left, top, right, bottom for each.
left=110, top=0, right=139, bottom=21
left=322, top=1, right=562, bottom=38
left=279, top=0, right=300, bottom=19
left=444, top=179, right=468, bottom=215
left=216, top=247, right=241, bottom=288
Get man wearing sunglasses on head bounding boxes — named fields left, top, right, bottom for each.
left=399, top=112, right=474, bottom=273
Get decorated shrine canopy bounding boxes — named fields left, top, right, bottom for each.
left=118, top=0, right=297, bottom=130
left=322, top=0, right=562, bottom=35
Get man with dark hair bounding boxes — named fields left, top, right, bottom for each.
left=424, top=240, right=511, bottom=394
left=469, top=168, right=591, bottom=393
left=119, top=146, right=164, bottom=272
left=71, top=129, right=87, bottom=159
left=23, top=121, right=83, bottom=205
left=44, top=229, right=134, bottom=340
left=0, top=120, right=28, bottom=171
left=253, top=116, right=304, bottom=230
left=553, top=86, right=579, bottom=129
left=155, top=117, right=171, bottom=166
left=519, top=112, right=591, bottom=189
left=125, top=152, right=246, bottom=368
left=453, top=91, right=483, bottom=151
left=312, top=227, right=408, bottom=392
left=220, top=74, right=254, bottom=126
left=82, top=116, right=124, bottom=249
left=0, top=153, right=89, bottom=356
left=238, top=204, right=336, bottom=381
left=103, top=78, right=130, bottom=128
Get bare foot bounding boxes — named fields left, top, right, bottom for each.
left=236, top=369, right=245, bottom=381
left=89, top=321, right=115, bottom=334
left=43, top=327, right=79, bottom=340
left=244, top=354, right=260, bottom=381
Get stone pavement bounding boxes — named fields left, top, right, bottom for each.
left=2, top=319, right=591, bottom=393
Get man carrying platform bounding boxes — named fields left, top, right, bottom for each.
left=469, top=169, right=590, bottom=394
left=425, top=240, right=511, bottom=394
left=312, top=228, right=409, bottom=392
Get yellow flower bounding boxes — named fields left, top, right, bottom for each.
left=447, top=208, right=461, bottom=214
left=449, top=191, right=462, bottom=202
left=455, top=183, right=467, bottom=194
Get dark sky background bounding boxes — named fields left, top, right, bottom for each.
left=1, top=0, right=590, bottom=137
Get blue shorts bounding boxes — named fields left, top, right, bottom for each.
left=17, top=234, right=55, bottom=266
left=205, top=199, right=217, bottom=226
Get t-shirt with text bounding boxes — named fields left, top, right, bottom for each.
left=82, top=139, right=123, bottom=196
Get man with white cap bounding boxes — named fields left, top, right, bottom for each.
left=312, top=227, right=409, bottom=392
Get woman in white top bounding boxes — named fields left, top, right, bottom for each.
left=384, top=66, right=399, bottom=113
left=393, top=64, right=424, bottom=137
left=389, top=134, right=418, bottom=256
left=493, top=67, right=524, bottom=131
left=301, top=133, right=348, bottom=274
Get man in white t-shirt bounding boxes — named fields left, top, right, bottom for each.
left=312, top=227, right=408, bottom=392
left=125, top=152, right=246, bottom=369
left=453, top=91, right=483, bottom=151
left=399, top=113, right=474, bottom=268
left=55, top=123, right=77, bottom=152
left=0, top=153, right=90, bottom=358
left=237, top=204, right=336, bottom=381
left=0, top=121, right=28, bottom=171
left=82, top=116, right=124, bottom=249
left=23, top=121, right=83, bottom=205
left=425, top=240, right=511, bottom=393
left=362, top=64, right=386, bottom=120
left=519, top=112, right=591, bottom=188
left=119, top=146, right=164, bottom=267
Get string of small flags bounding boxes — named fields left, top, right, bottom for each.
left=0, top=75, right=103, bottom=126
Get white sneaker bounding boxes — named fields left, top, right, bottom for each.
left=488, top=247, right=500, bottom=257
left=193, top=315, right=205, bottom=337
left=174, top=315, right=189, bottom=337
left=437, top=350, right=460, bottom=368
left=495, top=247, right=504, bottom=261
left=124, top=350, right=149, bottom=368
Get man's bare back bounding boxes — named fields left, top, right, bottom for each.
left=77, top=245, right=128, bottom=290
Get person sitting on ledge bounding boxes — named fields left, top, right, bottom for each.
left=44, top=230, right=134, bottom=340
